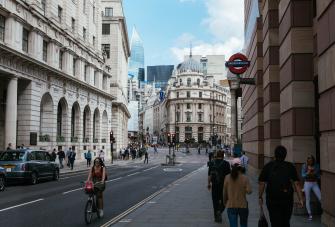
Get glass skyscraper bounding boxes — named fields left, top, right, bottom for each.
left=128, top=27, right=144, bottom=80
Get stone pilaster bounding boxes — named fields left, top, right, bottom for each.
left=5, top=77, right=18, bottom=148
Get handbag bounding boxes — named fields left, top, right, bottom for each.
left=258, top=206, right=268, bottom=227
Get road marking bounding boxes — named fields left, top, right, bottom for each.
left=62, top=188, right=82, bottom=195
left=0, top=199, right=44, bottom=212
left=142, top=165, right=159, bottom=172
left=127, top=172, right=140, bottom=177
left=106, top=177, right=122, bottom=183
left=119, top=219, right=132, bottom=223
left=147, top=201, right=157, bottom=204
left=60, top=177, right=70, bottom=180
left=100, top=165, right=205, bottom=227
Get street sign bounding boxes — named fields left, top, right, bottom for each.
left=240, top=78, right=256, bottom=85
left=225, top=53, right=250, bottom=75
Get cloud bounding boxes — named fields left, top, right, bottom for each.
left=171, top=37, right=243, bottom=62
left=179, top=0, right=196, bottom=2
left=171, top=0, right=244, bottom=63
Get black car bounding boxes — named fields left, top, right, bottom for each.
left=0, top=149, right=59, bottom=185
left=0, top=166, right=5, bottom=191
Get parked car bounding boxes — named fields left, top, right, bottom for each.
left=0, top=166, right=6, bottom=191
left=0, top=149, right=59, bottom=185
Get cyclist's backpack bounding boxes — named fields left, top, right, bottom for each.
left=267, top=162, right=293, bottom=200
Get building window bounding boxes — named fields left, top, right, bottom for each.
left=0, top=15, right=5, bottom=42
left=177, top=104, right=180, bottom=110
left=83, top=27, right=86, bottom=40
left=187, top=91, right=190, bottom=98
left=59, top=50, right=63, bottom=69
left=93, top=6, right=95, bottom=23
left=187, top=103, right=191, bottom=109
left=176, top=92, right=179, bottom=98
left=186, top=113, right=192, bottom=122
left=103, top=75, right=107, bottom=90
left=105, top=7, right=113, bottom=16
left=94, top=71, right=98, bottom=87
left=83, top=0, right=86, bottom=13
left=42, top=40, right=48, bottom=62
left=198, top=113, right=203, bottom=122
left=71, top=18, right=75, bottom=32
left=102, top=24, right=110, bottom=35
left=198, top=103, right=202, bottom=109
left=176, top=112, right=180, bottom=122
left=179, top=79, right=182, bottom=85
left=93, top=36, right=96, bottom=47
left=58, top=6, right=62, bottom=22
left=102, top=44, right=110, bottom=59
left=197, top=78, right=200, bottom=86
left=187, top=78, right=191, bottom=87
left=84, top=65, right=88, bottom=82
left=72, top=57, right=76, bottom=76
left=22, top=28, right=29, bottom=52
left=199, top=92, right=202, bottom=98
left=41, top=0, right=46, bottom=15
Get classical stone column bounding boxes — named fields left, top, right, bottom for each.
left=5, top=77, right=18, bottom=148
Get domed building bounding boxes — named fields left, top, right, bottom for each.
left=165, top=53, right=231, bottom=145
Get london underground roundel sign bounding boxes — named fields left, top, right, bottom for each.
left=225, top=53, right=250, bottom=75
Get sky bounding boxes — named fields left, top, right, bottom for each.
left=123, top=0, right=244, bottom=67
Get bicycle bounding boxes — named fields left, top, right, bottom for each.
left=83, top=181, right=103, bottom=224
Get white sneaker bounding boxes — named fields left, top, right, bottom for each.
left=308, top=215, right=312, bottom=221
left=99, top=209, right=104, bottom=218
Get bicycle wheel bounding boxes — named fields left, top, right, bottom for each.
left=84, top=199, right=93, bottom=224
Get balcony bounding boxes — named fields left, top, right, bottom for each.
left=83, top=138, right=90, bottom=143
left=39, top=134, right=50, bottom=142
left=71, top=137, right=78, bottom=143
left=57, top=136, right=65, bottom=142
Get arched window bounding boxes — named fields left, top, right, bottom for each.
left=187, top=78, right=191, bottom=87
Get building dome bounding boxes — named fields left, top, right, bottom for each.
left=177, top=56, right=203, bottom=74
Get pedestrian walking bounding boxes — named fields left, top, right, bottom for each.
left=57, top=149, right=65, bottom=168
left=240, top=151, right=249, bottom=172
left=6, top=143, right=12, bottom=150
left=68, top=149, right=76, bottom=170
left=99, top=150, right=105, bottom=162
left=154, top=145, right=158, bottom=153
left=66, top=147, right=72, bottom=167
left=223, top=158, right=252, bottom=227
left=144, top=150, right=149, bottom=164
left=301, top=155, right=321, bottom=221
left=207, top=150, right=231, bottom=223
left=86, top=150, right=92, bottom=167
left=198, top=145, right=201, bottom=155
left=258, top=145, right=304, bottom=227
left=51, top=149, right=57, bottom=161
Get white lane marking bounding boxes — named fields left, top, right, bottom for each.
left=62, top=188, right=82, bottom=195
left=148, top=201, right=157, bottom=204
left=142, top=166, right=159, bottom=172
left=0, top=199, right=44, bottom=212
left=127, top=172, right=140, bottom=177
left=119, top=219, right=132, bottom=223
left=60, top=177, right=70, bottom=180
left=62, top=177, right=123, bottom=195
left=105, top=177, right=122, bottom=183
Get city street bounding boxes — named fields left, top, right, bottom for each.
left=0, top=148, right=207, bottom=227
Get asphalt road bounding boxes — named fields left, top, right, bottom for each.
left=0, top=159, right=204, bottom=227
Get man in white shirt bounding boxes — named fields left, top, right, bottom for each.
left=99, top=150, right=105, bottom=162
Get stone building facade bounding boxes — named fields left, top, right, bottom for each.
left=166, top=54, right=231, bottom=144
left=101, top=0, right=130, bottom=154
left=0, top=0, right=119, bottom=160
left=240, top=0, right=335, bottom=225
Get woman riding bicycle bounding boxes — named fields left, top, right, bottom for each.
left=87, top=157, right=106, bottom=217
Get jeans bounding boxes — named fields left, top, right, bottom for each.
left=227, top=208, right=248, bottom=227
left=267, top=199, right=293, bottom=227
left=59, top=158, right=64, bottom=168
left=87, top=158, right=91, bottom=167
left=304, top=181, right=321, bottom=215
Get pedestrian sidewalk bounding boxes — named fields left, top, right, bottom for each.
left=110, top=164, right=322, bottom=227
